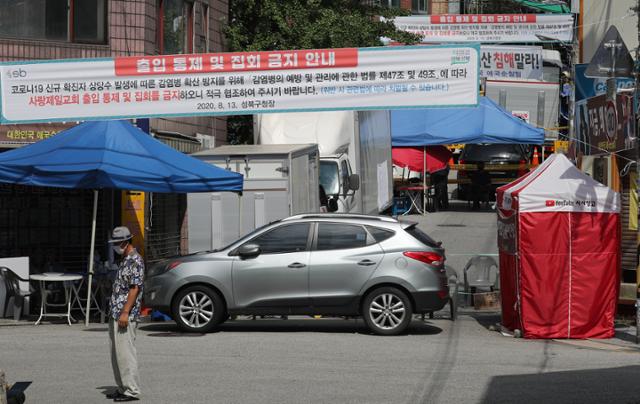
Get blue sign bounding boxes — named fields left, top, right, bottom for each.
left=575, top=63, right=635, bottom=102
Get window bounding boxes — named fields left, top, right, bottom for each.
left=412, top=0, right=428, bottom=14
left=316, top=223, right=368, bottom=251
left=158, top=0, right=194, bottom=54
left=405, top=225, right=439, bottom=248
left=0, top=0, right=107, bottom=43
left=320, top=161, right=340, bottom=196
left=247, top=223, right=310, bottom=254
left=366, top=226, right=395, bottom=243
left=74, top=0, right=107, bottom=44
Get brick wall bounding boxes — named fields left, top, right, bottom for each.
left=400, top=0, right=412, bottom=10
left=0, top=0, right=228, bottom=146
left=430, top=0, right=450, bottom=14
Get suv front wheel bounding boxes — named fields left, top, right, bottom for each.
left=172, top=285, right=226, bottom=333
left=363, top=287, right=413, bottom=335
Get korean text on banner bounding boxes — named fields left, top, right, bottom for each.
left=393, top=14, right=574, bottom=43
left=480, top=46, right=543, bottom=81
left=0, top=45, right=479, bottom=124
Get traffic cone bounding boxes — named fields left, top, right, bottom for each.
left=531, top=147, right=540, bottom=167
left=448, top=155, right=455, bottom=168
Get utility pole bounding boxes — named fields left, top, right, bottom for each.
left=635, top=0, right=640, bottom=345
left=568, top=4, right=579, bottom=157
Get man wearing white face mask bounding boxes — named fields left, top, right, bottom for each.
left=106, top=226, right=144, bottom=402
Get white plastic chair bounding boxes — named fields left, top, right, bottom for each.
left=463, top=256, right=499, bottom=306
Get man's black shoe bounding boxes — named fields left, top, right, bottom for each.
left=113, top=395, right=139, bottom=402
left=106, top=391, right=123, bottom=399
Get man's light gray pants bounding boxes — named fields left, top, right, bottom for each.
left=109, top=318, right=141, bottom=398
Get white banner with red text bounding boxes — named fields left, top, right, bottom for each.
left=480, top=46, right=543, bottom=81
left=392, top=14, right=574, bottom=43
left=0, top=45, right=479, bottom=124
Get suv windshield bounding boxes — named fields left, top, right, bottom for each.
left=462, top=144, right=527, bottom=161
left=221, top=220, right=281, bottom=252
left=320, top=161, right=340, bottom=195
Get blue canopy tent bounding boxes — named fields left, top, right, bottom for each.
left=391, top=97, right=544, bottom=146
left=0, top=120, right=243, bottom=325
left=391, top=97, right=544, bottom=213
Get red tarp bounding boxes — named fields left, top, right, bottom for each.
left=392, top=146, right=451, bottom=173
left=496, top=154, right=620, bottom=339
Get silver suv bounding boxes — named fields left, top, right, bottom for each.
left=144, top=214, right=449, bottom=335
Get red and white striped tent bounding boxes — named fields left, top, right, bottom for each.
left=496, top=153, right=620, bottom=339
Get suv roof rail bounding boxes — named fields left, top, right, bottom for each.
left=283, top=213, right=398, bottom=223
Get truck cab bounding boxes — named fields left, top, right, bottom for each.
left=319, top=153, right=360, bottom=213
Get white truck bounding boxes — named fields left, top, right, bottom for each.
left=187, top=144, right=320, bottom=252
left=254, top=110, right=393, bottom=215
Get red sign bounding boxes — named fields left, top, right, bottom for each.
left=114, top=49, right=359, bottom=76
left=584, top=94, right=634, bottom=154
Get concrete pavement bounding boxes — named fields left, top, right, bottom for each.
left=2, top=205, right=639, bottom=404
left=1, top=313, right=640, bottom=404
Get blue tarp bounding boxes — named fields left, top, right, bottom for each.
left=0, top=120, right=243, bottom=192
left=391, top=97, right=544, bottom=146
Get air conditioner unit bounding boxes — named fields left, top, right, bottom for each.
left=580, top=155, right=612, bottom=186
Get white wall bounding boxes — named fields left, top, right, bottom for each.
left=581, top=0, right=638, bottom=63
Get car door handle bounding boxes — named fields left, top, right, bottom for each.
left=357, top=260, right=376, bottom=266
left=288, top=262, right=306, bottom=269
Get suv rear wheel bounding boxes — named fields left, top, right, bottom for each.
left=363, top=287, right=413, bottom=335
left=172, top=285, right=226, bottom=333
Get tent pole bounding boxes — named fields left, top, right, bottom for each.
left=238, top=192, right=242, bottom=240
left=423, top=146, right=426, bottom=215
left=85, top=189, right=99, bottom=327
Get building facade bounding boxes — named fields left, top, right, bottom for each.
left=364, top=0, right=449, bottom=14
left=0, top=0, right=230, bottom=269
left=579, top=0, right=638, bottom=64
left=0, top=0, right=229, bottom=148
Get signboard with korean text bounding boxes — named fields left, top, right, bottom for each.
left=574, top=63, right=635, bottom=102
left=393, top=14, right=574, bottom=43
left=0, top=45, right=479, bottom=124
left=0, top=122, right=72, bottom=145
left=576, top=94, right=635, bottom=155
left=480, top=46, right=543, bottom=81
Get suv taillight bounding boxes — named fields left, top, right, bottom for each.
left=403, top=251, right=444, bottom=267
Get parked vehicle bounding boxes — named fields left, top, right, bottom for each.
left=457, top=144, right=530, bottom=201
left=187, top=144, right=320, bottom=252
left=145, top=214, right=449, bottom=336
left=255, top=110, right=393, bottom=215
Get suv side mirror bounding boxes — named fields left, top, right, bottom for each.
left=238, top=244, right=261, bottom=259
left=348, top=174, right=360, bottom=191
